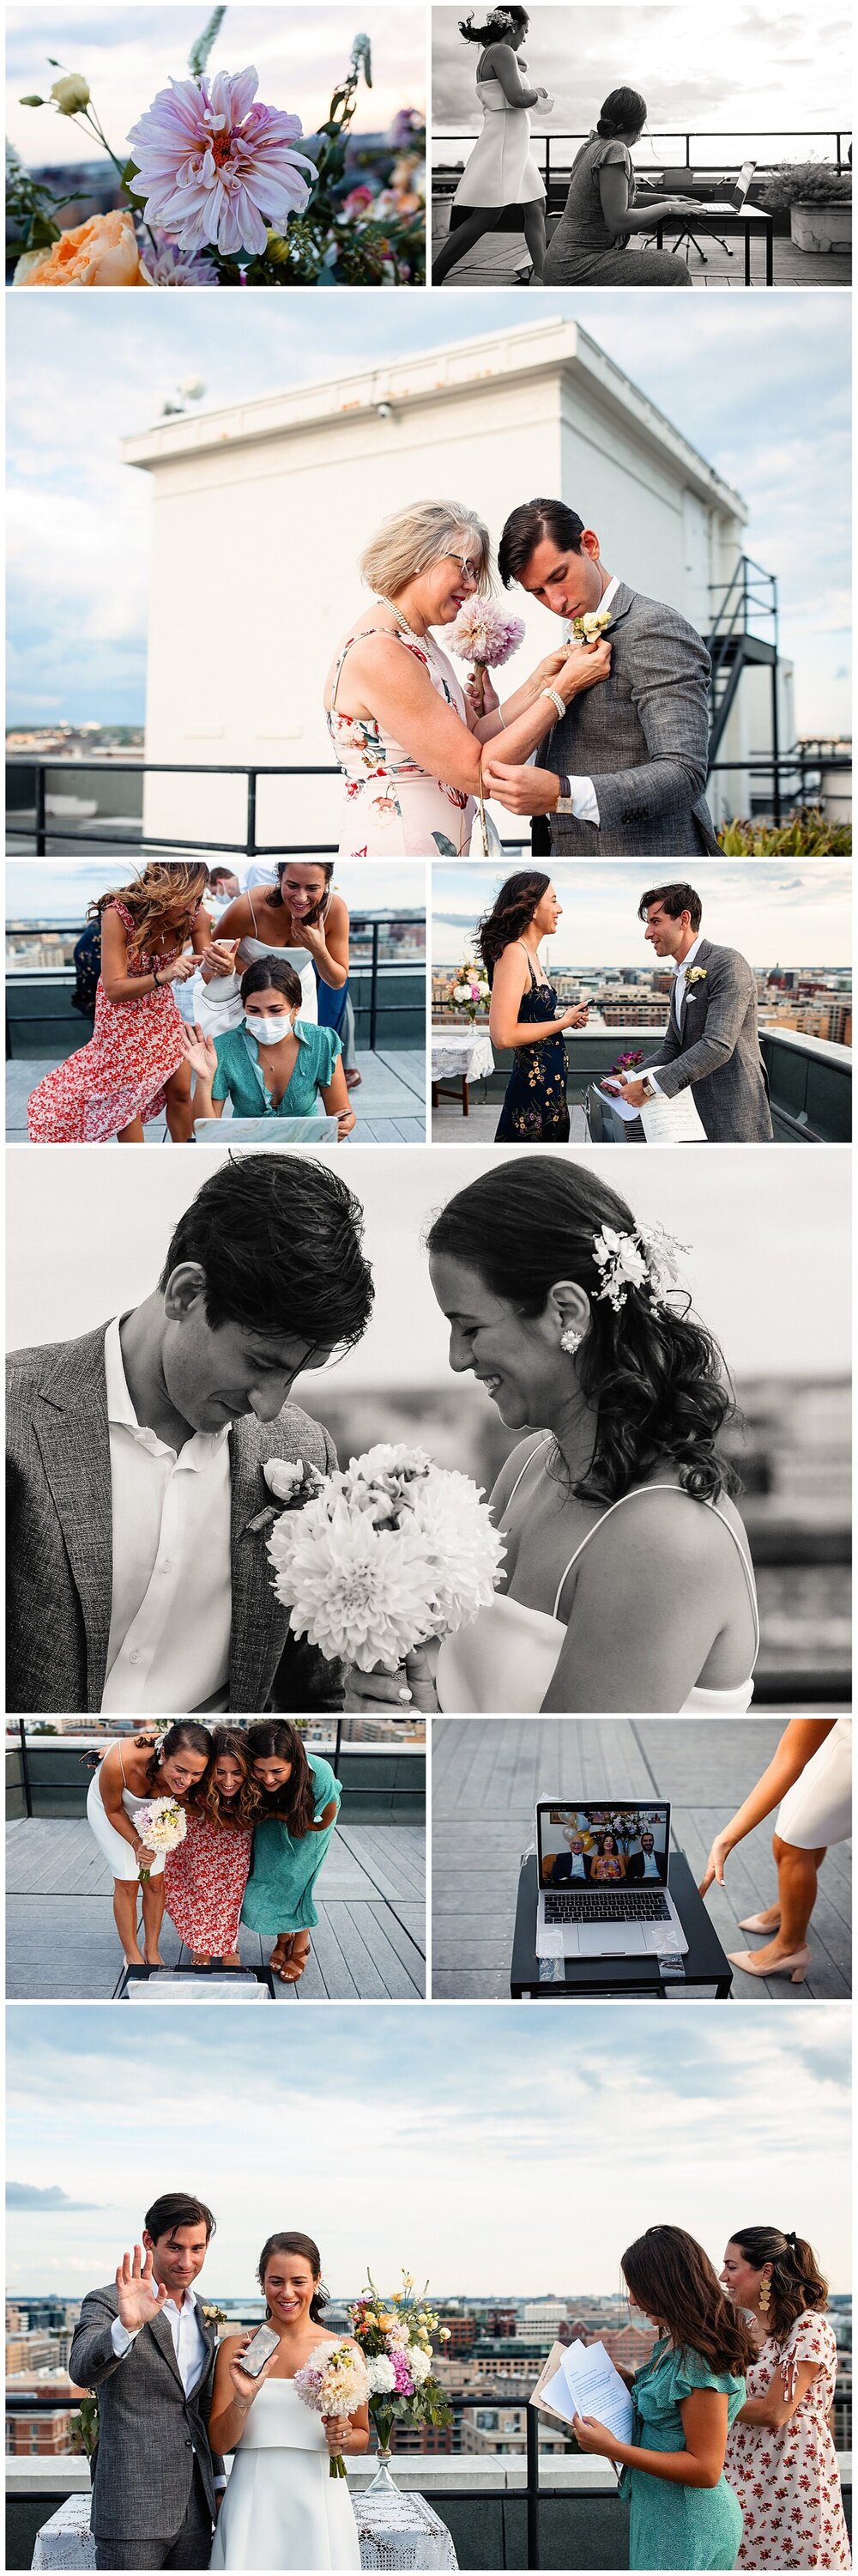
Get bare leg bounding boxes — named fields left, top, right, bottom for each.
left=164, top=1064, right=195, bottom=1144
left=113, top=1878, right=144, bottom=1965
left=523, top=201, right=547, bottom=282
left=741, top=1836, right=825, bottom=1967
left=118, top=1118, right=144, bottom=1143
left=432, top=203, right=503, bottom=284
left=142, top=1875, right=167, bottom=1967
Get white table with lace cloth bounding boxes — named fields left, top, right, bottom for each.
left=31, top=2484, right=459, bottom=2570
left=431, top=1026, right=494, bottom=1115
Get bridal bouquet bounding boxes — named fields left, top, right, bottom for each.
left=13, top=11, right=426, bottom=285
left=133, top=1797, right=187, bottom=1884
left=350, top=2272, right=452, bottom=2456
left=264, top=1442, right=505, bottom=1675
left=293, top=2339, right=369, bottom=2477
left=448, top=599, right=526, bottom=716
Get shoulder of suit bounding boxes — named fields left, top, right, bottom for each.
left=620, top=591, right=705, bottom=643
left=243, top=1404, right=333, bottom=1464
left=702, top=943, right=752, bottom=974
left=7, top=1326, right=108, bottom=1388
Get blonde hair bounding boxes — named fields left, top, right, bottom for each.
left=360, top=501, right=492, bottom=600
left=92, top=862, right=209, bottom=963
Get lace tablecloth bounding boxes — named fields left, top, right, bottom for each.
left=31, top=2486, right=458, bottom=2571
left=431, top=1027, right=494, bottom=1084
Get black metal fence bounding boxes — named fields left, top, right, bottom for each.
left=432, top=127, right=853, bottom=187
left=4, top=913, right=424, bottom=1058
left=6, top=1722, right=422, bottom=1820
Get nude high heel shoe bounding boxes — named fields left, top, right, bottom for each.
left=739, top=1910, right=782, bottom=1934
left=728, top=1946, right=810, bottom=1985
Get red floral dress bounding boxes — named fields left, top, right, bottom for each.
left=726, top=2312, right=850, bottom=2568
left=164, top=1809, right=254, bottom=1955
left=27, top=900, right=190, bottom=1141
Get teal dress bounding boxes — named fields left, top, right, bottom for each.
left=211, top=1021, right=341, bottom=1119
left=619, top=2338, right=746, bottom=2570
left=241, top=1756, right=341, bottom=1935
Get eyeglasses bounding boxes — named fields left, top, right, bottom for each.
left=445, top=551, right=481, bottom=588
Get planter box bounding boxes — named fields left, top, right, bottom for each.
left=790, top=199, right=852, bottom=253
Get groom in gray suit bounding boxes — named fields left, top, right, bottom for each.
left=7, top=1154, right=373, bottom=1713
left=69, top=2192, right=224, bottom=2568
left=603, top=881, right=773, bottom=1140
left=485, top=498, right=719, bottom=856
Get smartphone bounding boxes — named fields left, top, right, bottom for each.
left=239, top=2324, right=280, bottom=2378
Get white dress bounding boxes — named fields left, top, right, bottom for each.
left=453, top=73, right=546, bottom=208
left=87, top=1756, right=166, bottom=1878
left=210, top=2379, right=360, bottom=2572
left=435, top=1439, right=759, bottom=1714
left=776, top=1716, right=852, bottom=1847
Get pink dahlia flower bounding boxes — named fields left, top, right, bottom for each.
left=128, top=67, right=316, bottom=258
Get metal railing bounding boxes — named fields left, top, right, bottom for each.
left=432, top=128, right=853, bottom=191
left=5, top=758, right=341, bottom=859
left=3, top=914, right=423, bottom=1057
left=7, top=1722, right=422, bottom=1820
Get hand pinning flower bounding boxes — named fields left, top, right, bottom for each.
left=127, top=67, right=316, bottom=257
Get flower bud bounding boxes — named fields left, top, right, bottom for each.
left=51, top=72, right=90, bottom=113
left=264, top=228, right=291, bottom=264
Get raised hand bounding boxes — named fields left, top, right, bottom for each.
left=115, top=2244, right=168, bottom=2331
left=228, top=2335, right=278, bottom=2409
left=184, top=1025, right=218, bottom=1082
left=200, top=939, right=240, bottom=981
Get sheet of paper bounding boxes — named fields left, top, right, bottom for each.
left=594, top=1084, right=641, bottom=1125
left=559, top=2340, right=634, bottom=2446
left=639, top=1082, right=707, bottom=1143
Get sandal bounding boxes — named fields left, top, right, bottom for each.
left=275, top=1933, right=311, bottom=1984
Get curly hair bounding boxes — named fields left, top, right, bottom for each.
left=459, top=6, right=529, bottom=38
left=157, top=1154, right=373, bottom=1355
left=477, top=871, right=551, bottom=985
left=426, top=1160, right=739, bottom=1509
left=202, top=1728, right=263, bottom=1832
left=257, top=2232, right=329, bottom=2324
left=136, top=1723, right=214, bottom=1808
left=92, top=863, right=209, bottom=961
left=245, top=1722, right=318, bottom=1840
left=622, top=2227, right=757, bottom=2377
left=730, top=2227, right=829, bottom=2343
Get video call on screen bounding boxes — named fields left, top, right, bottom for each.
left=539, top=1807, right=669, bottom=1888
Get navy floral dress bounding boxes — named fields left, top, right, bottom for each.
left=495, top=947, right=571, bottom=1143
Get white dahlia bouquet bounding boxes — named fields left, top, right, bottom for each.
left=293, top=2338, right=369, bottom=2477
left=264, top=1442, right=505, bottom=1674
left=448, top=598, right=526, bottom=715
left=133, top=1797, right=187, bottom=1883
left=350, top=2271, right=452, bottom=2457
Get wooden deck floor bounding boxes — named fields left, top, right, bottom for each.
left=6, top=1818, right=426, bottom=2001
left=431, top=1718, right=851, bottom=2002
left=431, top=203, right=851, bottom=287
left=5, top=1049, right=426, bottom=1145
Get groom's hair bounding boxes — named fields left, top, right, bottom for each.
left=158, top=1155, right=373, bottom=1355
left=498, top=499, right=586, bottom=590
left=145, top=2192, right=215, bottom=2243
left=638, top=882, right=702, bottom=931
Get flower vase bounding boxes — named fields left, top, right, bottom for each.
left=364, top=2446, right=399, bottom=2500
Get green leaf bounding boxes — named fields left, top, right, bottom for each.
left=27, top=210, right=62, bottom=246
left=19, top=95, right=45, bottom=106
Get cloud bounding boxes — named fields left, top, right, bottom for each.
left=7, top=2180, right=100, bottom=2212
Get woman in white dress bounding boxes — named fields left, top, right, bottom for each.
left=699, top=1717, right=851, bottom=1985
left=324, top=500, right=612, bottom=856
left=209, top=2231, right=367, bottom=2573
left=86, top=1723, right=213, bottom=1967
left=424, top=1159, right=759, bottom=1714
left=432, top=7, right=549, bottom=285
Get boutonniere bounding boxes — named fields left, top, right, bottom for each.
left=200, top=2305, right=228, bottom=2328
left=685, top=967, right=708, bottom=988
left=248, top=1456, right=325, bottom=1536
left=568, top=609, right=613, bottom=643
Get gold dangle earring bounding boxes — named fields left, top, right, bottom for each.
left=758, top=2276, right=771, bottom=2314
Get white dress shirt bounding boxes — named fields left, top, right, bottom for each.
left=112, top=2291, right=227, bottom=2488
left=648, top=933, right=704, bottom=1095
left=558, top=573, right=621, bottom=824
left=102, top=1318, right=232, bottom=1714
left=639, top=1848, right=661, bottom=1879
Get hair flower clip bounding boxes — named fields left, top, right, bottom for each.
left=592, top=1221, right=687, bottom=1314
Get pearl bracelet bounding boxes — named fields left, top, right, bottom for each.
left=541, top=686, right=565, bottom=719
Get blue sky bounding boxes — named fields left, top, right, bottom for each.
left=431, top=861, right=852, bottom=969
left=6, top=293, right=850, bottom=731
left=432, top=0, right=851, bottom=136
left=5, top=858, right=426, bottom=920
left=6, top=2003, right=851, bottom=2294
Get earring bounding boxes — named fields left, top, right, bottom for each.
left=758, top=2279, right=771, bottom=2313
left=560, top=1327, right=583, bottom=1356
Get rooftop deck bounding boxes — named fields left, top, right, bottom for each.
left=5, top=1815, right=426, bottom=2001
left=5, top=1048, right=426, bottom=1144
left=432, top=1718, right=851, bottom=2003
left=431, top=203, right=851, bottom=288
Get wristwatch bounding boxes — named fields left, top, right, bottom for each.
left=637, top=1075, right=658, bottom=1101
left=554, top=773, right=573, bottom=813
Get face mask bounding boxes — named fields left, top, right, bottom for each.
left=245, top=1010, right=292, bottom=1045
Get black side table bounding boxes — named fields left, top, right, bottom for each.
left=510, top=1853, right=733, bottom=1998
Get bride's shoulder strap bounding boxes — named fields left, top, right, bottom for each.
left=505, top=1433, right=553, bottom=1512
left=552, top=1483, right=699, bottom=1620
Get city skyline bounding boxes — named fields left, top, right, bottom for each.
left=6, top=2003, right=851, bottom=2297
left=431, top=864, right=852, bottom=973
left=4, top=858, right=426, bottom=924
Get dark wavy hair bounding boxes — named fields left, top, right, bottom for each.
left=157, top=1154, right=373, bottom=1355
left=268, top=863, right=334, bottom=924
left=477, top=871, right=551, bottom=985
left=239, top=955, right=303, bottom=1011
left=203, top=1727, right=263, bottom=1832
left=498, top=497, right=587, bottom=591
left=622, top=2227, right=756, bottom=2377
left=136, top=1723, right=214, bottom=1808
left=258, top=2232, right=329, bottom=2324
left=146, top=2191, right=216, bottom=2244
left=459, top=6, right=529, bottom=39
left=638, top=882, right=703, bottom=933
left=597, top=86, right=647, bottom=138
left=729, top=2227, right=828, bottom=2343
left=426, top=1161, right=738, bottom=1508
left=245, top=1722, right=317, bottom=1839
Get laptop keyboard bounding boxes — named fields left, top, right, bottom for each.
left=544, top=1890, right=669, bottom=1923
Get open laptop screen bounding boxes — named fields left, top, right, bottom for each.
left=537, top=1803, right=670, bottom=1888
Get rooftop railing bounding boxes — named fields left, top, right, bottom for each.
left=433, top=1021, right=852, bottom=1143
left=432, top=128, right=853, bottom=188
left=5, top=1724, right=424, bottom=1826
left=4, top=916, right=425, bottom=1060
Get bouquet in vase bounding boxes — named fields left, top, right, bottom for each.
left=447, top=955, right=490, bottom=1021
left=293, top=2338, right=369, bottom=2476
left=351, top=2273, right=451, bottom=2458
left=264, top=1443, right=505, bottom=1677
left=133, top=1797, right=187, bottom=1883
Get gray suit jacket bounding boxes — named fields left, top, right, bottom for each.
left=69, top=2283, right=222, bottom=2542
left=643, top=937, right=773, bottom=1141
left=6, top=1324, right=344, bottom=1714
left=540, top=582, right=719, bottom=856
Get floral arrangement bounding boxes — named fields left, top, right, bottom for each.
left=350, top=2272, right=452, bottom=2457
left=264, top=1442, right=505, bottom=1675
left=133, top=1797, right=187, bottom=1883
left=592, top=1221, right=686, bottom=1317
left=447, top=954, right=491, bottom=1021
left=293, top=2338, right=369, bottom=2477
left=13, top=11, right=426, bottom=285
left=607, top=1049, right=644, bottom=1079
left=448, top=600, right=525, bottom=715
left=567, top=609, right=613, bottom=643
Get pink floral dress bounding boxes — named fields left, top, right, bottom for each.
left=27, top=900, right=190, bottom=1141
left=726, top=2312, right=850, bottom=2568
left=326, top=627, right=475, bottom=855
left=165, top=1808, right=254, bottom=1955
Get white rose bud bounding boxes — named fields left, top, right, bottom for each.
left=51, top=72, right=90, bottom=113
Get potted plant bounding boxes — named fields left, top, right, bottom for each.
left=758, top=161, right=851, bottom=254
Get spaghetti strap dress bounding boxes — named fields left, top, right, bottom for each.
left=27, top=900, right=190, bottom=1141
left=494, top=945, right=571, bottom=1142
left=86, top=1743, right=167, bottom=1880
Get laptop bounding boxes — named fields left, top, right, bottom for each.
left=535, top=1800, right=688, bottom=1958
left=195, top=1114, right=339, bottom=1143
left=695, top=161, right=757, bottom=215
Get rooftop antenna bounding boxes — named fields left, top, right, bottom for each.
left=160, top=376, right=207, bottom=418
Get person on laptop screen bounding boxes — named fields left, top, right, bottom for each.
left=589, top=1832, right=626, bottom=1882
left=626, top=1830, right=662, bottom=1882
left=550, top=1827, right=593, bottom=1884
left=186, top=958, right=355, bottom=1139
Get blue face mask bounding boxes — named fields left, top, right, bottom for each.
left=245, top=1009, right=293, bottom=1045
